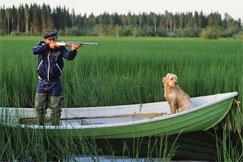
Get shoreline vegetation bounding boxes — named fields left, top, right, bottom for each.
left=0, top=4, right=242, bottom=39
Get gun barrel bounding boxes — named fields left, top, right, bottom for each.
left=56, top=41, right=99, bottom=46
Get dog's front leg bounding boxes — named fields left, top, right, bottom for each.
left=170, top=101, right=177, bottom=114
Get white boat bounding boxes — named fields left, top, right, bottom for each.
left=0, top=92, right=238, bottom=139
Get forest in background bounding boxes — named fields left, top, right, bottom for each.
left=0, top=3, right=242, bottom=39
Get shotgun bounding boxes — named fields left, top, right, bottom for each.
left=56, top=41, right=99, bottom=47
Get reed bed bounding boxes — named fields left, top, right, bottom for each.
left=0, top=36, right=242, bottom=160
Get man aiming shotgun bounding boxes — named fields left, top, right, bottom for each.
left=32, top=31, right=98, bottom=126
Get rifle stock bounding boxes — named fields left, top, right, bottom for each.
left=56, top=41, right=99, bottom=46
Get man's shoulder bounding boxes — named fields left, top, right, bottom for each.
left=34, top=40, right=46, bottom=46
left=39, top=41, right=46, bottom=46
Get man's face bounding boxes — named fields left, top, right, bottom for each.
left=44, top=38, right=56, bottom=44
left=45, top=38, right=57, bottom=49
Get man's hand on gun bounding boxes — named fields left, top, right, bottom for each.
left=71, top=43, right=81, bottom=51
left=48, top=40, right=59, bottom=49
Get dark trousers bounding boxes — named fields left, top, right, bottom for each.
left=35, top=77, right=63, bottom=125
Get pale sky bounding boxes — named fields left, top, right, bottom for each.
left=1, top=0, right=243, bottom=20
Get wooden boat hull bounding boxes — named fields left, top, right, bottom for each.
left=0, top=92, right=238, bottom=139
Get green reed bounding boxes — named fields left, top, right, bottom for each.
left=215, top=126, right=243, bottom=161
left=0, top=37, right=242, bottom=108
left=0, top=121, right=179, bottom=161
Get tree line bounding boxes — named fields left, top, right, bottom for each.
left=0, top=3, right=242, bottom=38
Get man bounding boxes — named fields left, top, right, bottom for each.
left=32, top=31, right=80, bottom=126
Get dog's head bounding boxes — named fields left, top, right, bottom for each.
left=162, top=73, right=178, bottom=87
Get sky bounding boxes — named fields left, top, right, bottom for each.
left=1, top=0, right=243, bottom=20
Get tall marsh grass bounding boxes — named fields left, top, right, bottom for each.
left=0, top=36, right=242, bottom=160
left=0, top=123, right=179, bottom=161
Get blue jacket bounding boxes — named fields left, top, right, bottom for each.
left=32, top=41, right=77, bottom=81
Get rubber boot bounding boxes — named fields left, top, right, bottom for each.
left=50, top=96, right=63, bottom=126
left=35, top=93, right=48, bottom=125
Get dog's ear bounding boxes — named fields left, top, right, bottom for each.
left=162, top=77, right=167, bottom=84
